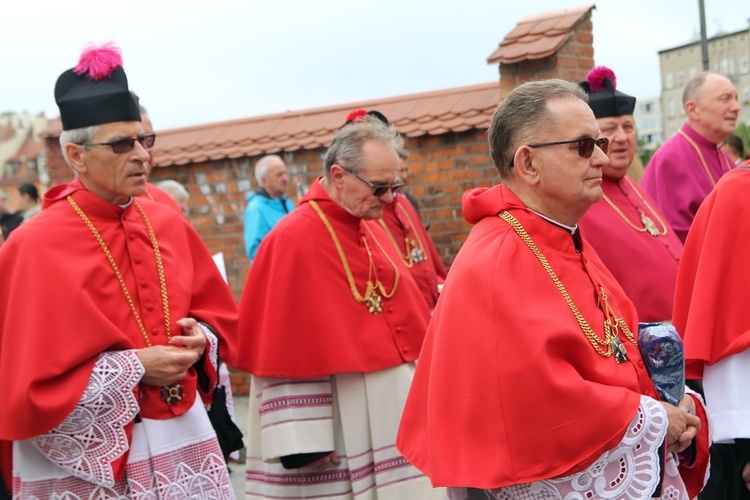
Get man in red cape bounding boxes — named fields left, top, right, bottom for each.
left=674, top=165, right=750, bottom=498
left=231, top=117, right=442, bottom=499
left=577, top=66, right=683, bottom=323
left=396, top=79, right=710, bottom=499
left=0, top=43, right=238, bottom=498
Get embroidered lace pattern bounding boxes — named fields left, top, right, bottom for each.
left=447, top=396, right=684, bottom=500
left=31, top=350, right=143, bottom=487
left=15, top=441, right=233, bottom=499
left=200, top=323, right=220, bottom=411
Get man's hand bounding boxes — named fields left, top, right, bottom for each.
left=660, top=398, right=701, bottom=453
left=172, top=317, right=207, bottom=358
left=136, top=317, right=207, bottom=386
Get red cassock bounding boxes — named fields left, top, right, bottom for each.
left=231, top=178, right=431, bottom=378
left=0, top=178, right=237, bottom=483
left=396, top=184, right=709, bottom=495
left=674, top=168, right=750, bottom=379
left=378, top=194, right=447, bottom=309
left=578, top=175, right=682, bottom=322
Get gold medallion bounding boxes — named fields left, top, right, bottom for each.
left=410, top=247, right=426, bottom=263
left=366, top=293, right=383, bottom=314
left=161, top=383, right=184, bottom=405
left=640, top=213, right=660, bottom=236
left=611, top=337, right=628, bottom=363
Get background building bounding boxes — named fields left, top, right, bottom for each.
left=659, top=25, right=750, bottom=139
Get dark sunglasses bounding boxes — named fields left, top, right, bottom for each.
left=345, top=169, right=404, bottom=197
left=527, top=137, right=609, bottom=158
left=77, top=134, right=156, bottom=155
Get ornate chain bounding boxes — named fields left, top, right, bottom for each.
left=499, top=211, right=637, bottom=361
left=678, top=129, right=733, bottom=187
left=602, top=177, right=668, bottom=236
left=67, top=196, right=171, bottom=347
left=378, top=199, right=428, bottom=267
left=310, top=200, right=399, bottom=314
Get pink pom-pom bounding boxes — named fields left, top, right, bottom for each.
left=345, top=109, right=367, bottom=123
left=586, top=66, right=616, bottom=92
left=73, top=42, right=123, bottom=81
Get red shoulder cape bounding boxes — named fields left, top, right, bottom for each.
left=673, top=168, right=750, bottom=378
left=231, top=179, right=430, bottom=378
left=379, top=194, right=447, bottom=308
left=0, top=178, right=237, bottom=439
left=397, top=184, right=662, bottom=488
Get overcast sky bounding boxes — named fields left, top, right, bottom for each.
left=2, top=0, right=748, bottom=130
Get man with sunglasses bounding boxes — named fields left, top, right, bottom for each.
left=231, top=116, right=441, bottom=499
left=397, top=78, right=710, bottom=499
left=577, top=66, right=683, bottom=324
left=0, top=44, right=238, bottom=498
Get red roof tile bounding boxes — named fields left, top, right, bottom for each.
left=487, top=4, right=595, bottom=64
left=151, top=82, right=500, bottom=167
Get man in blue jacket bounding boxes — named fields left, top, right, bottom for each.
left=243, top=155, right=295, bottom=260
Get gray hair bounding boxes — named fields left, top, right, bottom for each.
left=254, top=155, right=283, bottom=184
left=487, top=79, right=588, bottom=179
left=59, top=125, right=100, bottom=165
left=323, top=116, right=403, bottom=176
left=155, top=179, right=189, bottom=201
left=682, top=72, right=710, bottom=108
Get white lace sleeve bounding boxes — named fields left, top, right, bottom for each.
left=199, top=322, right=219, bottom=374
left=30, top=350, right=144, bottom=488
left=447, top=395, right=671, bottom=500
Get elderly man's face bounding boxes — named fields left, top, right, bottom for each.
left=690, top=74, right=740, bottom=143
left=73, top=121, right=151, bottom=205
left=597, top=114, right=636, bottom=178
left=529, top=98, right=608, bottom=224
left=262, top=158, right=290, bottom=199
left=340, top=139, right=400, bottom=220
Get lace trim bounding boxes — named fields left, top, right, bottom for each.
left=200, top=323, right=219, bottom=411
left=31, top=350, right=144, bottom=487
left=448, top=396, right=671, bottom=500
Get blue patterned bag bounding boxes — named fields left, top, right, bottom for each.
left=637, top=322, right=685, bottom=406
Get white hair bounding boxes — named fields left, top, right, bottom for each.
left=254, top=155, right=283, bottom=185
left=155, top=179, right=189, bottom=201
left=59, top=125, right=100, bottom=165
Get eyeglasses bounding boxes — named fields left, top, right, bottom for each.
left=527, top=137, right=609, bottom=158
left=345, top=169, right=404, bottom=197
left=76, top=134, right=156, bottom=155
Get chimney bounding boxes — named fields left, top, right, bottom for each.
left=487, top=4, right=596, bottom=98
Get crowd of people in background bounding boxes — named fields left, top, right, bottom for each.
left=1, top=37, right=750, bottom=500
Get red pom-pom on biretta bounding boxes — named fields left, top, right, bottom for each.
left=586, top=66, right=617, bottom=92
left=345, top=109, right=368, bottom=123
left=73, top=42, right=123, bottom=81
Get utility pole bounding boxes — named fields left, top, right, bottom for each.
left=698, top=0, right=709, bottom=70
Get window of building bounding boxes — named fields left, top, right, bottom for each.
left=744, top=86, right=750, bottom=104
left=668, top=100, right=676, bottom=118
left=678, top=70, right=685, bottom=86
left=666, top=73, right=673, bottom=89
left=742, top=55, right=749, bottom=73
left=720, top=59, right=729, bottom=75
left=689, top=67, right=697, bottom=78
left=643, top=102, right=653, bottom=113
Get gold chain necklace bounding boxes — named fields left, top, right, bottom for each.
left=499, top=211, right=637, bottom=363
left=68, top=195, right=183, bottom=404
left=678, top=129, right=733, bottom=187
left=310, top=200, right=400, bottom=314
left=378, top=200, right=427, bottom=267
left=602, top=176, right=667, bottom=236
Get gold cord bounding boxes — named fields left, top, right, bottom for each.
left=678, top=129, right=733, bottom=187
left=310, top=200, right=399, bottom=314
left=378, top=200, right=428, bottom=267
left=499, top=211, right=636, bottom=362
left=67, top=196, right=171, bottom=347
left=602, top=176, right=668, bottom=236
